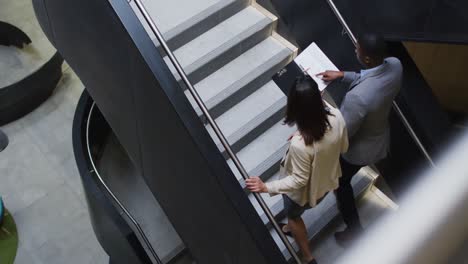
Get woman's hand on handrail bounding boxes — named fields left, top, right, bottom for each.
left=246, top=177, right=268, bottom=193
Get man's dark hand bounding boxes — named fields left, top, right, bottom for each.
left=246, top=177, right=268, bottom=193
left=316, top=70, right=344, bottom=82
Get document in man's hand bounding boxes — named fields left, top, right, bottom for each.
left=273, top=42, right=339, bottom=95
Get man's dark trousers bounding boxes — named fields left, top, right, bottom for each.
left=336, top=156, right=364, bottom=231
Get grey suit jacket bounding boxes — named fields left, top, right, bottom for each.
left=340, top=57, right=403, bottom=165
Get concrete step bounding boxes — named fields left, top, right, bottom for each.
left=167, top=6, right=274, bottom=85
left=137, top=0, right=248, bottom=50
left=207, top=81, right=286, bottom=157
left=187, top=37, right=292, bottom=120
left=268, top=170, right=374, bottom=260
left=227, top=121, right=296, bottom=185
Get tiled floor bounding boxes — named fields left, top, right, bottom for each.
left=1, top=66, right=109, bottom=264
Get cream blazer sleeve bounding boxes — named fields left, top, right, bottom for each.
left=265, top=139, right=313, bottom=195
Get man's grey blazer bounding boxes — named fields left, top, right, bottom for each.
left=340, top=57, right=403, bottom=166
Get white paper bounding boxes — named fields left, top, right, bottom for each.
left=294, top=42, right=339, bottom=91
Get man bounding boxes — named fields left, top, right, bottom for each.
left=317, top=33, right=402, bottom=245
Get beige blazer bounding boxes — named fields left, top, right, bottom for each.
left=265, top=104, right=348, bottom=207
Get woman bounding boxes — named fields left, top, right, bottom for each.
left=246, top=75, right=348, bottom=264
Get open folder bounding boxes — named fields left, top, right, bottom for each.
left=273, top=42, right=339, bottom=95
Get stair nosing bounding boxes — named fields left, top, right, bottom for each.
left=216, top=97, right=286, bottom=154
left=228, top=121, right=295, bottom=182
left=199, top=48, right=291, bottom=113
left=250, top=143, right=288, bottom=178
left=161, top=0, right=248, bottom=49
left=235, top=140, right=290, bottom=186
left=181, top=17, right=272, bottom=78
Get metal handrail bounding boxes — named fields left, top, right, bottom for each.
left=86, top=103, right=163, bottom=264
left=392, top=102, right=435, bottom=167
left=325, top=0, right=357, bottom=46
left=324, top=0, right=436, bottom=168
left=130, top=0, right=302, bottom=263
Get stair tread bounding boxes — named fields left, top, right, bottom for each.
left=206, top=81, right=285, bottom=148
left=228, top=121, right=296, bottom=181
left=189, top=37, right=290, bottom=106
left=140, top=0, right=237, bottom=35
left=167, top=6, right=272, bottom=75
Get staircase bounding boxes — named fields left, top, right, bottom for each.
left=108, top=0, right=376, bottom=261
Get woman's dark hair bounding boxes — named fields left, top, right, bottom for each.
left=284, top=75, right=332, bottom=145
